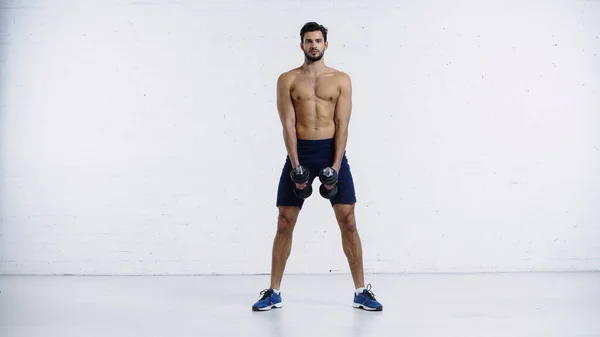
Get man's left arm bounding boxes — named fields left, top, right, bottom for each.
left=331, top=72, right=352, bottom=173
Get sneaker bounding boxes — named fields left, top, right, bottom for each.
left=353, top=284, right=383, bottom=311
left=252, top=288, right=283, bottom=311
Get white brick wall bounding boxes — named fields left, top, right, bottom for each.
left=1, top=0, right=599, bottom=275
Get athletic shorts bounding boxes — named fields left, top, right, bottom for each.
left=276, top=138, right=357, bottom=209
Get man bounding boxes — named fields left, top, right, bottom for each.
left=251, top=22, right=383, bottom=312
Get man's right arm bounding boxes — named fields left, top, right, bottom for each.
left=277, top=73, right=300, bottom=168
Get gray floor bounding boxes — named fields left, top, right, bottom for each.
left=1, top=272, right=599, bottom=337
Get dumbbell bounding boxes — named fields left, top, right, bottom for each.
left=290, top=165, right=312, bottom=199
left=318, top=167, right=338, bottom=199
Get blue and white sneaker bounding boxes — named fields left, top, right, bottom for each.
left=252, top=288, right=283, bottom=311
left=353, top=284, right=383, bottom=311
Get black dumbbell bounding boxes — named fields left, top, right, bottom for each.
left=290, top=165, right=312, bottom=199
left=318, top=167, right=338, bottom=199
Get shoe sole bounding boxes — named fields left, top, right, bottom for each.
left=353, top=303, right=383, bottom=311
left=252, top=302, right=284, bottom=311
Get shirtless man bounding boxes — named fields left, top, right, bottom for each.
left=251, top=22, right=383, bottom=312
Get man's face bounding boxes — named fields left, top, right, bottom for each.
left=301, top=31, right=327, bottom=62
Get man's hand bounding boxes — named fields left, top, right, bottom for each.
left=319, top=167, right=339, bottom=197
left=290, top=165, right=311, bottom=193
left=291, top=169, right=313, bottom=198
left=331, top=164, right=341, bottom=174
left=295, top=182, right=308, bottom=190
left=323, top=164, right=340, bottom=190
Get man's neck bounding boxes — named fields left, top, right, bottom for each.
left=301, top=59, right=326, bottom=75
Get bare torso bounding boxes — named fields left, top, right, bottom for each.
left=286, top=67, right=344, bottom=140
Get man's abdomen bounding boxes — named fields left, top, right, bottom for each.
left=295, top=123, right=336, bottom=140
left=295, top=102, right=336, bottom=140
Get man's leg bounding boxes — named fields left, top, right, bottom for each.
left=252, top=207, right=301, bottom=311
left=329, top=155, right=363, bottom=288
left=333, top=203, right=382, bottom=311
left=252, top=158, right=305, bottom=311
left=333, top=203, right=365, bottom=289
left=270, top=206, right=301, bottom=290
left=329, top=155, right=383, bottom=311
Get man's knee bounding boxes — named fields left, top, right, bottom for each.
left=334, top=205, right=357, bottom=233
left=340, top=214, right=357, bottom=233
left=277, top=207, right=299, bottom=236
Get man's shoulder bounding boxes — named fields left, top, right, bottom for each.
left=325, top=67, right=350, bottom=81
left=278, top=68, right=301, bottom=82
left=329, top=69, right=351, bottom=87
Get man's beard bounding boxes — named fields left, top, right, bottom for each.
left=304, top=49, right=324, bottom=62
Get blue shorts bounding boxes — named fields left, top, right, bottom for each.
left=276, top=138, right=357, bottom=209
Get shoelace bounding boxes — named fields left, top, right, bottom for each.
left=258, top=289, right=272, bottom=300
left=364, top=284, right=376, bottom=299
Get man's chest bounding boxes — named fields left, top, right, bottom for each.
left=290, top=77, right=340, bottom=103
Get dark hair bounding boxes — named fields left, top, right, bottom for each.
left=300, top=22, right=328, bottom=42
